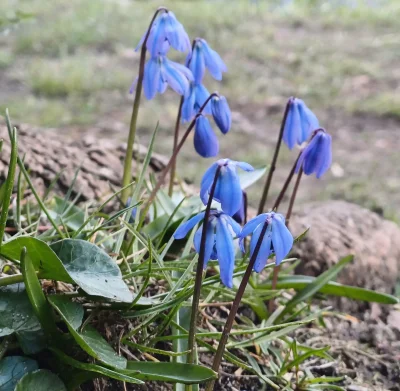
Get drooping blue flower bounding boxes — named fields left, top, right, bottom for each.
left=143, top=55, right=194, bottom=100
left=238, top=212, right=293, bottom=272
left=185, top=39, right=227, bottom=83
left=181, top=83, right=212, bottom=122
left=283, top=98, right=319, bottom=150
left=211, top=95, right=231, bottom=134
left=194, top=115, right=219, bottom=158
left=295, top=128, right=332, bottom=178
left=136, top=11, right=191, bottom=57
left=200, top=159, right=254, bottom=216
left=174, top=210, right=241, bottom=288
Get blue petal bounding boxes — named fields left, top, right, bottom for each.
left=189, top=45, right=205, bottom=84
left=144, top=58, right=160, bottom=100
left=239, top=214, right=266, bottom=238
left=302, top=133, right=325, bottom=176
left=174, top=212, right=205, bottom=239
left=194, top=84, right=212, bottom=115
left=181, top=85, right=196, bottom=122
left=271, top=214, right=293, bottom=265
left=163, top=59, right=190, bottom=96
left=129, top=77, right=138, bottom=94
left=298, top=99, right=319, bottom=143
left=215, top=218, right=235, bottom=288
left=250, top=224, right=272, bottom=273
left=164, top=12, right=191, bottom=53
left=222, top=214, right=242, bottom=236
left=219, top=164, right=242, bottom=216
left=234, top=161, right=254, bottom=172
left=148, top=15, right=167, bottom=57
left=200, top=162, right=219, bottom=205
left=193, top=224, right=215, bottom=268
left=194, top=116, right=219, bottom=158
left=283, top=101, right=302, bottom=150
left=171, top=62, right=194, bottom=82
left=211, top=96, right=231, bottom=134
left=201, top=39, right=227, bottom=81
left=316, top=133, right=332, bottom=178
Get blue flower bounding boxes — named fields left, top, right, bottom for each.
left=143, top=55, right=194, bottom=100
left=200, top=159, right=254, bottom=216
left=295, top=128, right=332, bottom=178
left=186, top=39, right=227, bottom=84
left=283, top=98, right=319, bottom=150
left=137, top=11, right=191, bottom=57
left=194, top=115, right=219, bottom=158
left=181, top=83, right=212, bottom=122
left=211, top=95, right=231, bottom=134
left=238, top=212, right=293, bottom=272
left=174, top=210, right=241, bottom=288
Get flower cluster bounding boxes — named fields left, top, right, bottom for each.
left=174, top=159, right=294, bottom=287
left=134, top=10, right=193, bottom=99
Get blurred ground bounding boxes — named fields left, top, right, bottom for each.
left=0, top=0, right=399, bottom=221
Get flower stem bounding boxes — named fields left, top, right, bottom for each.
left=121, top=7, right=167, bottom=203
left=187, top=166, right=221, bottom=369
left=257, top=98, right=292, bottom=214
left=271, top=152, right=301, bottom=211
left=269, top=167, right=303, bottom=312
left=285, top=167, right=303, bottom=228
left=140, top=93, right=218, bottom=224
left=168, top=97, right=184, bottom=196
left=205, top=221, right=269, bottom=391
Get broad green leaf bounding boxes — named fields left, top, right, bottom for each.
left=50, top=239, right=132, bottom=302
left=125, top=361, right=217, bottom=384
left=260, top=275, right=399, bottom=304
left=50, top=348, right=143, bottom=385
left=49, top=196, right=85, bottom=231
left=279, top=255, right=354, bottom=318
left=238, top=166, right=267, bottom=189
left=0, top=284, right=45, bottom=354
left=0, top=238, right=72, bottom=282
left=20, top=247, right=59, bottom=341
left=48, top=296, right=127, bottom=369
left=0, top=356, right=38, bottom=391
left=15, top=370, right=66, bottom=391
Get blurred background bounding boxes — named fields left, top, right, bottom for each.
left=0, top=0, right=399, bottom=220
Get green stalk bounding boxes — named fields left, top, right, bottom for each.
left=205, top=221, right=269, bottom=391
left=257, top=98, right=292, bottom=214
left=168, top=97, right=184, bottom=196
left=121, top=7, right=167, bottom=203
left=0, top=122, right=17, bottom=250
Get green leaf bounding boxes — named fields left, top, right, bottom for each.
left=49, top=196, right=85, bottom=231
left=279, top=255, right=354, bottom=318
left=0, top=283, right=45, bottom=354
left=260, top=275, right=399, bottom=304
left=238, top=166, right=267, bottom=189
left=48, top=296, right=127, bottom=369
left=15, top=370, right=66, bottom=391
left=0, top=356, right=38, bottom=391
left=0, top=237, right=72, bottom=283
left=50, top=239, right=132, bottom=302
left=50, top=348, right=143, bottom=385
left=20, top=247, right=59, bottom=341
left=125, top=361, right=217, bottom=384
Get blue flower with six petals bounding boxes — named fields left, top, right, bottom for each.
left=143, top=55, right=194, bottom=100
left=200, top=159, right=254, bottom=216
left=136, top=11, right=191, bottom=57
left=283, top=98, right=319, bottom=150
left=238, top=212, right=293, bottom=272
left=181, top=83, right=212, bottom=122
left=295, top=128, right=332, bottom=178
left=174, top=210, right=241, bottom=288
